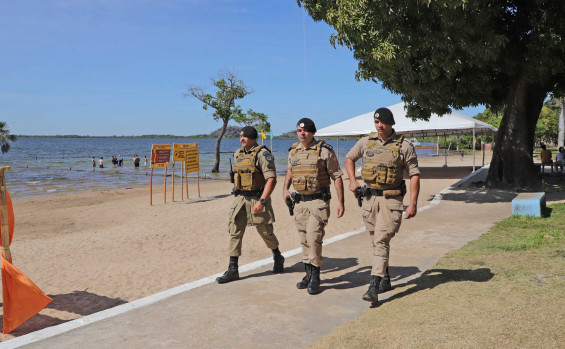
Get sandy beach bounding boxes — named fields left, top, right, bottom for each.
left=0, top=154, right=491, bottom=339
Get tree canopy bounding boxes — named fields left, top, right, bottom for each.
left=298, top=0, right=565, bottom=189
left=185, top=70, right=270, bottom=173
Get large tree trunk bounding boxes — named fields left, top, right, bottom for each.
left=212, top=119, right=229, bottom=173
left=486, top=74, right=547, bottom=191
left=559, top=98, right=565, bottom=148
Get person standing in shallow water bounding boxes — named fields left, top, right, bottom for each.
left=345, top=107, right=420, bottom=304
left=216, top=126, right=284, bottom=284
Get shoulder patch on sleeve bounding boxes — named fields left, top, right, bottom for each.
left=263, top=152, right=274, bottom=162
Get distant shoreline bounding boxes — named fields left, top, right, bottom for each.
left=14, top=135, right=346, bottom=140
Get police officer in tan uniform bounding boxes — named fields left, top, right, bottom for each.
left=217, top=126, right=284, bottom=284
left=283, top=118, right=344, bottom=295
left=345, top=107, right=420, bottom=303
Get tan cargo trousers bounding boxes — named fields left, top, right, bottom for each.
left=361, top=195, right=404, bottom=277
left=228, top=196, right=279, bottom=257
left=293, top=199, right=330, bottom=267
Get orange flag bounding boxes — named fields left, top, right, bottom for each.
left=2, top=256, right=52, bottom=333
left=0, top=190, right=52, bottom=334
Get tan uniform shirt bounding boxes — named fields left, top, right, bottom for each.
left=287, top=139, right=343, bottom=180
left=346, top=131, right=420, bottom=178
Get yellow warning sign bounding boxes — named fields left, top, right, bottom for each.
left=184, top=143, right=200, bottom=173
left=173, top=143, right=192, bottom=162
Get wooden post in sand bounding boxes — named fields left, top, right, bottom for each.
left=186, top=169, right=189, bottom=199
left=0, top=166, right=12, bottom=262
left=171, top=163, right=175, bottom=202
left=150, top=168, right=153, bottom=206
left=163, top=167, right=167, bottom=204
left=181, top=165, right=184, bottom=200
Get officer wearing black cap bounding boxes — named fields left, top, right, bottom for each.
left=283, top=118, right=345, bottom=295
left=345, top=107, right=421, bottom=303
left=216, top=125, right=284, bottom=284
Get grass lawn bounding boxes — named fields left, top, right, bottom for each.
left=311, top=203, right=565, bottom=348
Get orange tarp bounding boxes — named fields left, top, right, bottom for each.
left=2, top=256, right=52, bottom=333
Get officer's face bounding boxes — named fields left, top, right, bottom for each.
left=240, top=134, right=257, bottom=150
left=374, top=118, right=393, bottom=138
left=296, top=126, right=315, bottom=144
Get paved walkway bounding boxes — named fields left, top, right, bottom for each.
left=5, top=169, right=520, bottom=348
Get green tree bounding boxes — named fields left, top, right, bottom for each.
left=475, top=109, right=503, bottom=129
left=185, top=70, right=270, bottom=173
left=536, top=99, right=560, bottom=146
left=298, top=0, right=565, bottom=190
left=0, top=122, right=17, bottom=154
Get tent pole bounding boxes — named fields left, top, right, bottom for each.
left=436, top=136, right=440, bottom=156
left=444, top=134, right=448, bottom=167
left=472, top=126, right=476, bottom=172
left=337, top=137, right=340, bottom=162
left=482, top=130, right=486, bottom=167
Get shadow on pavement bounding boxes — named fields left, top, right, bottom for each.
left=241, top=257, right=362, bottom=282
left=378, top=267, right=494, bottom=306
left=440, top=188, right=517, bottom=204
left=0, top=291, right=126, bottom=337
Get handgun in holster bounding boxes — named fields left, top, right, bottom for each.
left=354, top=186, right=371, bottom=207
left=285, top=195, right=294, bottom=216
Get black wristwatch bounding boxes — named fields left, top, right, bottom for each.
left=259, top=198, right=266, bottom=205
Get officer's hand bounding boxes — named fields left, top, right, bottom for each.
left=404, top=203, right=417, bottom=219
left=336, top=202, right=345, bottom=218
left=252, top=201, right=265, bottom=213
left=282, top=189, right=291, bottom=202
left=349, top=181, right=360, bottom=193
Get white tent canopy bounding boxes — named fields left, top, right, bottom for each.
left=316, top=102, right=497, bottom=137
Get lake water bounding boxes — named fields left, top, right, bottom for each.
left=0, top=137, right=441, bottom=199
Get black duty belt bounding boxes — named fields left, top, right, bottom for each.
left=233, top=188, right=263, bottom=197
left=292, top=188, right=331, bottom=203
left=295, top=192, right=325, bottom=201
left=368, top=188, right=384, bottom=197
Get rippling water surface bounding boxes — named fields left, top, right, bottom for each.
left=0, top=137, right=441, bottom=199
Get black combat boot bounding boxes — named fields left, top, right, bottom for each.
left=307, top=265, right=321, bottom=295
left=272, top=248, right=285, bottom=274
left=362, top=275, right=382, bottom=303
left=379, top=267, right=393, bottom=293
left=216, top=256, right=239, bottom=284
left=296, top=263, right=312, bottom=289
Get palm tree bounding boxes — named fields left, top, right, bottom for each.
left=0, top=122, right=17, bottom=154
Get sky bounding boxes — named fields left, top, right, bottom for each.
left=0, top=0, right=485, bottom=137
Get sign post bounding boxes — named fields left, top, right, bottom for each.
left=150, top=144, right=171, bottom=205
left=173, top=143, right=189, bottom=202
